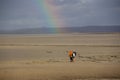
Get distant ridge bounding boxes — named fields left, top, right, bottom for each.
left=0, top=26, right=120, bottom=34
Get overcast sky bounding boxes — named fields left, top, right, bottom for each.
left=0, top=0, right=120, bottom=30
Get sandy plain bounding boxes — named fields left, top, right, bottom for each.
left=0, top=33, right=120, bottom=80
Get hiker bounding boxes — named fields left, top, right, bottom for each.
left=68, top=50, right=77, bottom=62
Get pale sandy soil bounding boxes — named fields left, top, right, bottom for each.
left=0, top=33, right=120, bottom=80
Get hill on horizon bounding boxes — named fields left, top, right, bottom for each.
left=0, top=26, right=120, bottom=34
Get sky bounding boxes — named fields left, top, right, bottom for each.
left=0, top=0, right=120, bottom=30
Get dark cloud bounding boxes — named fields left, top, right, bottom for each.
left=0, top=0, right=120, bottom=30
left=60, top=0, right=120, bottom=26
left=49, top=0, right=79, bottom=6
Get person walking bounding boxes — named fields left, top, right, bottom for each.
left=68, top=50, right=77, bottom=62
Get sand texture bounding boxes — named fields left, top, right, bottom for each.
left=0, top=33, right=120, bottom=80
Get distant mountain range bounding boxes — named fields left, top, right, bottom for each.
left=0, top=26, right=120, bottom=34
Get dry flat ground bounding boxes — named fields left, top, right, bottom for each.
left=0, top=33, right=120, bottom=80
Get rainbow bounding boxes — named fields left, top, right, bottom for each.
left=36, top=0, right=66, bottom=33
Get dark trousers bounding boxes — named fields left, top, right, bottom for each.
left=70, top=57, right=73, bottom=62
